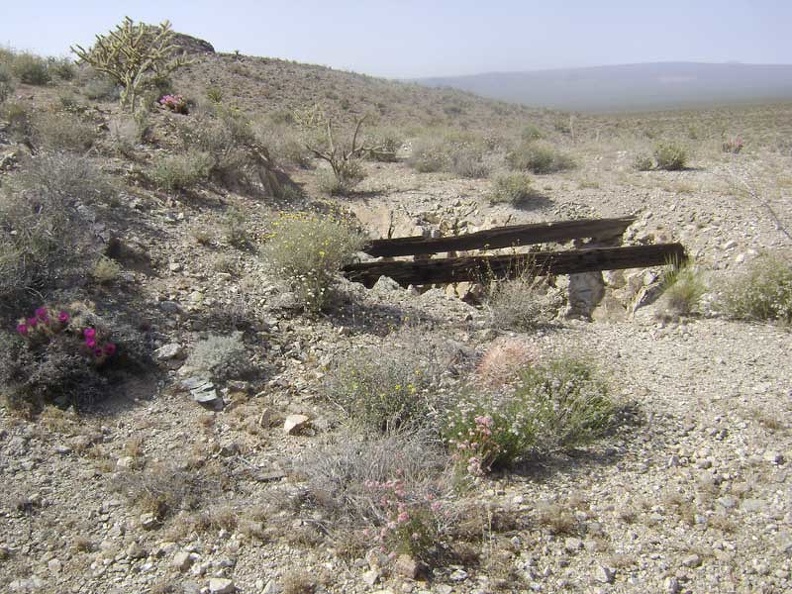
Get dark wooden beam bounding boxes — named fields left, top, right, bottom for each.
left=363, top=216, right=636, bottom=257
left=343, top=243, right=686, bottom=287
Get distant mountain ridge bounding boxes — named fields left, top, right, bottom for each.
left=415, top=62, right=792, bottom=111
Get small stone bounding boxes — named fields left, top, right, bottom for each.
left=172, top=551, right=194, bottom=572
left=54, top=444, right=71, bottom=455
left=208, top=577, right=236, bottom=594
left=283, top=414, right=310, bottom=435
left=169, top=262, right=183, bottom=272
left=564, top=537, right=583, bottom=552
left=159, top=301, right=182, bottom=314
left=681, top=553, right=702, bottom=568
left=47, top=558, right=62, bottom=574
left=393, top=554, right=420, bottom=579
left=594, top=565, right=614, bottom=584
left=721, top=240, right=738, bottom=250
left=154, top=343, right=184, bottom=361
left=665, top=576, right=680, bottom=594
left=763, top=451, right=785, bottom=465
left=116, top=456, right=135, bottom=470
left=362, top=569, right=380, bottom=586
left=127, top=543, right=147, bottom=559
left=449, top=568, right=468, bottom=581
left=140, top=513, right=158, bottom=530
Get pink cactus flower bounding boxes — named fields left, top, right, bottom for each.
left=103, top=342, right=117, bottom=356
left=58, top=311, right=70, bottom=323
left=83, top=327, right=96, bottom=339
left=16, top=323, right=28, bottom=335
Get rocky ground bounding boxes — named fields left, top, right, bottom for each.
left=1, top=92, right=791, bottom=594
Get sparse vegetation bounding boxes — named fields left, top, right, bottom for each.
left=488, top=172, right=536, bottom=205
left=71, top=17, right=188, bottom=111
left=445, top=357, right=615, bottom=474
left=149, top=150, right=212, bottom=191
left=260, top=213, right=364, bottom=312
left=661, top=258, right=707, bottom=315
left=507, top=140, right=576, bottom=174
left=653, top=141, right=689, bottom=170
left=184, top=332, right=250, bottom=382
left=487, top=275, right=563, bottom=330
left=11, top=52, right=51, bottom=85
left=719, top=254, right=792, bottom=323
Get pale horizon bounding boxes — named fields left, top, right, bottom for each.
left=1, top=0, right=791, bottom=79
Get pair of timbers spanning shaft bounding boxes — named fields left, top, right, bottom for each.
left=342, top=216, right=686, bottom=288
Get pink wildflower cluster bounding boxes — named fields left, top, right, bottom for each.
left=722, top=136, right=744, bottom=154
left=158, top=94, right=188, bottom=114
left=16, top=306, right=117, bottom=366
left=448, top=414, right=502, bottom=477
left=363, top=479, right=441, bottom=558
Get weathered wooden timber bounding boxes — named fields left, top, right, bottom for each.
left=343, top=243, right=686, bottom=288
left=362, top=216, right=636, bottom=257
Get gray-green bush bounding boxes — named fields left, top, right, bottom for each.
left=720, top=254, right=792, bottom=323
left=653, top=142, right=688, bottom=171
left=261, top=213, right=364, bottom=313
left=507, top=141, right=576, bottom=174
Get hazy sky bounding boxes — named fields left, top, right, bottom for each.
left=2, top=1, right=790, bottom=78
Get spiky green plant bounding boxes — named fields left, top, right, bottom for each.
left=71, top=17, right=187, bottom=111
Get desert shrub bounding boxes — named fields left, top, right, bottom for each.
left=184, top=332, right=250, bottom=382
left=488, top=276, right=563, bottom=331
left=521, top=123, right=544, bottom=141
left=33, top=110, right=97, bottom=153
left=79, top=69, right=120, bottom=101
left=325, top=339, right=447, bottom=434
left=11, top=52, right=51, bottom=85
left=450, top=143, right=492, bottom=178
left=300, top=431, right=449, bottom=561
left=9, top=152, right=116, bottom=206
left=653, top=142, right=688, bottom=170
left=719, top=254, right=792, bottom=323
left=444, top=357, right=614, bottom=474
left=488, top=172, right=535, bottom=205
left=1, top=101, right=34, bottom=144
left=92, top=256, right=121, bottom=284
left=507, top=141, right=576, bottom=174
left=408, top=130, right=497, bottom=177
left=632, top=153, right=655, bottom=171
left=177, top=109, right=255, bottom=187
left=0, top=155, right=112, bottom=311
left=150, top=150, right=212, bottom=191
left=407, top=136, right=450, bottom=172
left=0, top=63, right=14, bottom=103
left=316, top=160, right=366, bottom=195
left=112, top=462, right=219, bottom=520
left=47, top=57, right=76, bottom=80
left=262, top=125, right=313, bottom=168
left=261, top=213, right=364, bottom=313
left=108, top=115, right=144, bottom=156
left=661, top=259, right=706, bottom=316
left=362, top=127, right=403, bottom=162
left=0, top=304, right=141, bottom=414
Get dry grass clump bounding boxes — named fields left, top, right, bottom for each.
left=10, top=52, right=51, bottom=85
left=112, top=462, right=220, bottom=521
left=661, top=258, right=707, bottom=316
left=0, top=63, right=14, bottom=103
left=299, top=430, right=451, bottom=561
left=407, top=129, right=498, bottom=178
left=653, top=141, right=689, bottom=170
left=149, top=150, right=212, bottom=191
left=325, top=333, right=452, bottom=433
left=507, top=140, right=576, bottom=174
left=488, top=172, right=536, bottom=206
left=719, top=253, right=792, bottom=323
left=487, top=276, right=563, bottom=331
left=261, top=213, right=364, bottom=313
left=33, top=110, right=97, bottom=153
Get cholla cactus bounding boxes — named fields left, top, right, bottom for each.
left=71, top=17, right=187, bottom=111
